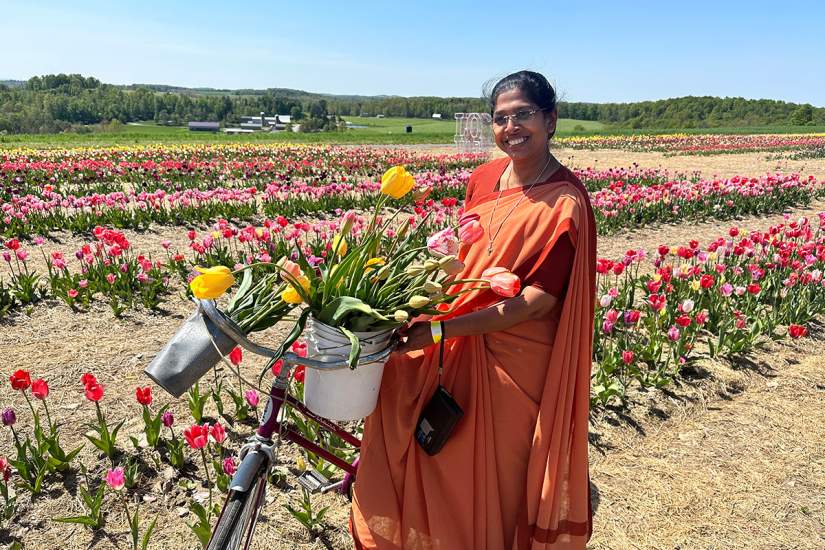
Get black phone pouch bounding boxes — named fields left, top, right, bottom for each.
left=414, top=324, right=463, bottom=456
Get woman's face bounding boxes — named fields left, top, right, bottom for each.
left=492, top=87, right=557, bottom=162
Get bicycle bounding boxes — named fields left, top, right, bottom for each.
left=198, top=300, right=395, bottom=550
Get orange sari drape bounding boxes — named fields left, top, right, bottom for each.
left=351, top=159, right=597, bottom=549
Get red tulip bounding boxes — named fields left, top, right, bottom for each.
left=294, top=365, right=306, bottom=384
left=621, top=350, right=635, bottom=365
left=85, top=382, right=104, bottom=402
left=596, top=258, right=613, bottom=274
left=747, top=283, right=761, bottom=295
left=31, top=378, right=49, bottom=400
left=788, top=324, right=808, bottom=338
left=647, top=293, right=666, bottom=312
left=675, top=315, right=692, bottom=328
left=229, top=346, right=243, bottom=366
left=10, top=369, right=31, bottom=391
left=481, top=267, right=521, bottom=298
left=700, top=274, right=715, bottom=289
left=80, top=373, right=97, bottom=387
left=291, top=340, right=308, bottom=358
left=135, top=386, right=152, bottom=406
left=184, top=424, right=209, bottom=449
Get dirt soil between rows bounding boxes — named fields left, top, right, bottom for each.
left=2, top=148, right=824, bottom=549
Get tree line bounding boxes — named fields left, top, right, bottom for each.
left=1, top=73, right=823, bottom=134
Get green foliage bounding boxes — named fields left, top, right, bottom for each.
left=284, top=487, right=329, bottom=539
left=53, top=468, right=106, bottom=530
left=187, top=383, right=209, bottom=423
left=558, top=96, right=825, bottom=129
left=187, top=501, right=213, bottom=548
left=84, top=402, right=123, bottom=463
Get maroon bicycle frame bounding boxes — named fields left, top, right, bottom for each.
left=256, top=372, right=360, bottom=475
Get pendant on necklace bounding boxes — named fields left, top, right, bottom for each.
left=487, top=243, right=493, bottom=255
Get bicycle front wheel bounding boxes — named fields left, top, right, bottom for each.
left=207, top=467, right=267, bottom=550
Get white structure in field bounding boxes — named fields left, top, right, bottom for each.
left=454, top=113, right=493, bottom=153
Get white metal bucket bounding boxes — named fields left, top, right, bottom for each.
left=303, top=317, right=394, bottom=421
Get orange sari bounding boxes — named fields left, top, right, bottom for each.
left=351, top=158, right=596, bottom=549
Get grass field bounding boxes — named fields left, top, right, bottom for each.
left=1, top=117, right=823, bottom=149
left=0, top=117, right=604, bottom=148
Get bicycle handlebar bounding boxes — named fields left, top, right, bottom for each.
left=198, top=299, right=397, bottom=371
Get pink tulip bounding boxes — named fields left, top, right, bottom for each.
left=222, top=457, right=237, bottom=476
left=719, top=283, right=733, bottom=297
left=210, top=422, right=226, bottom=444
left=667, top=326, right=681, bottom=341
left=457, top=213, right=483, bottom=244
left=426, top=227, right=459, bottom=258
left=244, top=389, right=259, bottom=408
left=481, top=267, right=521, bottom=297
left=105, top=467, right=125, bottom=491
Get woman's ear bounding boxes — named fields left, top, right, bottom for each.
left=546, top=110, right=558, bottom=138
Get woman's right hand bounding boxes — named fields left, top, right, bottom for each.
left=395, top=321, right=435, bottom=354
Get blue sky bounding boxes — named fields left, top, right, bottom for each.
left=2, top=0, right=824, bottom=105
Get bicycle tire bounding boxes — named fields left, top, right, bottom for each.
left=207, top=468, right=267, bottom=550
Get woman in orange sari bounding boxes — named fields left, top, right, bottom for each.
left=351, top=70, right=596, bottom=549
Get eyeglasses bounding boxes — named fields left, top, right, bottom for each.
left=492, top=108, right=546, bottom=127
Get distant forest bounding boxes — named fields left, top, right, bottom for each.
left=1, top=74, right=823, bottom=134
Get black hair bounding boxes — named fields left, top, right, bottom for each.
left=486, top=70, right=557, bottom=115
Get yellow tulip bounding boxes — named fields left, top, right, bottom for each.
left=405, top=264, right=426, bottom=277
left=332, top=234, right=348, bottom=256
left=423, top=281, right=443, bottom=294
left=424, top=259, right=440, bottom=272
left=380, top=166, right=415, bottom=199
left=690, top=280, right=701, bottom=291
left=438, top=255, right=465, bottom=276
left=364, top=257, right=385, bottom=273
left=190, top=266, right=235, bottom=299
left=408, top=295, right=431, bottom=309
left=281, top=276, right=311, bottom=304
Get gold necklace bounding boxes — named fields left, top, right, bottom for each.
left=486, top=156, right=554, bottom=255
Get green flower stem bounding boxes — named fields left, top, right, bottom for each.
left=200, top=448, right=213, bottom=518
left=22, top=392, right=38, bottom=426
left=42, top=399, right=54, bottom=433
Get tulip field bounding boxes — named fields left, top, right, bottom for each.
left=557, top=132, right=825, bottom=156
left=1, top=139, right=824, bottom=548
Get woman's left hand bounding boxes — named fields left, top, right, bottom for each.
left=396, top=321, right=436, bottom=354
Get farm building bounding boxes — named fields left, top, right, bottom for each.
left=188, top=121, right=220, bottom=132
left=238, top=114, right=292, bottom=131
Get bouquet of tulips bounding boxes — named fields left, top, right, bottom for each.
left=189, top=166, right=520, bottom=367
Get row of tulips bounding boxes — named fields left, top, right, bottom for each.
left=593, top=173, right=824, bottom=234
left=1, top=145, right=487, bottom=196
left=0, top=194, right=465, bottom=317
left=2, top=157, right=693, bottom=238
left=3, top=166, right=821, bottom=239
left=557, top=132, right=825, bottom=155
left=592, top=214, right=824, bottom=404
